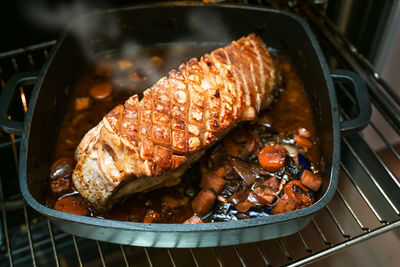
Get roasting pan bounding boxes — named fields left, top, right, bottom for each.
left=0, top=3, right=371, bottom=247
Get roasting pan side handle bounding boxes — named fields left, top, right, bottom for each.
left=0, top=72, right=39, bottom=136
left=330, top=69, right=372, bottom=135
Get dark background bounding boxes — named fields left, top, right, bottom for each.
left=0, top=0, right=394, bottom=61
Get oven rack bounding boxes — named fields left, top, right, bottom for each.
left=0, top=1, right=399, bottom=266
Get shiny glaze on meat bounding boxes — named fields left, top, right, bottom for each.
left=48, top=45, right=318, bottom=223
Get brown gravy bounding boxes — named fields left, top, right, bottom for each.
left=48, top=45, right=318, bottom=223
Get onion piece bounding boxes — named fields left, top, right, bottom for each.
left=228, top=158, right=258, bottom=186
left=282, top=144, right=299, bottom=160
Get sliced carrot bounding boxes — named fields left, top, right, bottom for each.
left=258, top=144, right=287, bottom=172
left=235, top=201, right=254, bottom=213
left=284, top=180, right=314, bottom=206
left=294, top=134, right=313, bottom=149
left=54, top=195, right=89, bottom=216
left=300, top=170, right=323, bottom=192
left=89, top=82, right=112, bottom=100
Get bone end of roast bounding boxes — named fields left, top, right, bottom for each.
left=72, top=33, right=277, bottom=212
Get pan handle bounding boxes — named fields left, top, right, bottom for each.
left=0, top=72, right=39, bottom=136
left=330, top=69, right=371, bottom=135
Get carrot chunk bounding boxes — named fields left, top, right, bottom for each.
left=191, top=189, right=216, bottom=217
left=271, top=195, right=297, bottom=214
left=262, top=177, right=279, bottom=192
left=300, top=170, right=323, bottom=191
left=54, top=195, right=89, bottom=216
left=294, top=134, right=313, bottom=149
left=258, top=144, right=287, bottom=172
left=250, top=187, right=276, bottom=205
left=284, top=180, right=314, bottom=207
left=89, top=82, right=112, bottom=100
left=200, top=171, right=227, bottom=194
left=235, top=201, right=254, bottom=213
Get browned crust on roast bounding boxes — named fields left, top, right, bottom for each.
left=72, top=34, right=276, bottom=211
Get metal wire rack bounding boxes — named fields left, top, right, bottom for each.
left=0, top=1, right=399, bottom=266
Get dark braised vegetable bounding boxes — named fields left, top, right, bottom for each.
left=50, top=157, right=74, bottom=180
left=229, top=158, right=258, bottom=186
left=300, top=170, right=323, bottom=192
left=49, top=52, right=321, bottom=223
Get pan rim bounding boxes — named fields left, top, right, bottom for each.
left=19, top=3, right=340, bottom=236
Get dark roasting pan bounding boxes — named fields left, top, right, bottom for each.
left=0, top=3, right=371, bottom=247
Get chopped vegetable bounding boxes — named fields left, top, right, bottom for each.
left=246, top=131, right=257, bottom=153
left=54, top=195, right=89, bottom=216
left=235, top=201, right=254, bottom=213
left=229, top=158, right=257, bottom=186
left=258, top=144, right=287, bottom=172
left=191, top=189, right=216, bottom=217
left=89, top=82, right=112, bottom=100
left=271, top=195, right=297, bottom=214
left=214, top=167, right=225, bottom=177
left=294, top=134, right=313, bottom=149
left=51, top=177, right=72, bottom=196
left=200, top=171, right=227, bottom=194
left=223, top=134, right=241, bottom=157
left=117, top=59, right=133, bottom=70
left=50, top=157, right=74, bottom=180
left=262, top=177, right=279, bottom=192
left=74, top=97, right=90, bottom=111
left=300, top=170, right=322, bottom=191
left=228, top=190, right=248, bottom=205
left=284, top=180, right=314, bottom=207
left=297, top=127, right=311, bottom=138
left=250, top=187, right=276, bottom=205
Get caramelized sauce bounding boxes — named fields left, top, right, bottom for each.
left=49, top=45, right=318, bottom=223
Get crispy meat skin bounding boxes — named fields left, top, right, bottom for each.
left=72, top=34, right=277, bottom=212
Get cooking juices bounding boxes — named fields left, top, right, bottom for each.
left=47, top=45, right=321, bottom=223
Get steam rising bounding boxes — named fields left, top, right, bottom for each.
left=22, top=2, right=235, bottom=93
